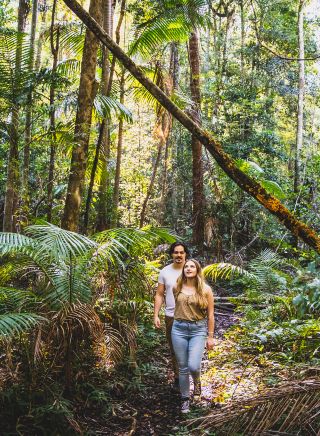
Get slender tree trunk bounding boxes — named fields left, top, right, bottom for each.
left=35, top=1, right=47, bottom=71
left=22, top=0, right=38, bottom=214
left=3, top=0, right=30, bottom=232
left=294, top=0, right=305, bottom=193
left=111, top=68, right=125, bottom=227
left=83, top=0, right=126, bottom=233
left=62, top=0, right=320, bottom=252
left=61, top=0, right=102, bottom=231
left=82, top=122, right=105, bottom=233
left=47, top=0, right=59, bottom=222
left=95, top=0, right=114, bottom=232
left=240, top=0, right=245, bottom=77
left=188, top=31, right=205, bottom=248
left=139, top=113, right=171, bottom=228
left=169, top=43, right=180, bottom=228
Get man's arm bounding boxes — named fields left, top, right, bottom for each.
left=154, top=283, right=165, bottom=328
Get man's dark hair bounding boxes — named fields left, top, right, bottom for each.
left=169, top=241, right=189, bottom=257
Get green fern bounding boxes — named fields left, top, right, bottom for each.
left=0, top=313, right=45, bottom=337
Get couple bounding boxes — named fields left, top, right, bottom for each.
left=154, top=242, right=214, bottom=414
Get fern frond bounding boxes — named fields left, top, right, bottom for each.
left=0, top=287, right=37, bottom=312
left=203, top=263, right=255, bottom=281
left=0, top=313, right=46, bottom=337
left=93, top=94, right=133, bottom=123
left=25, top=223, right=97, bottom=260
left=187, top=379, right=320, bottom=434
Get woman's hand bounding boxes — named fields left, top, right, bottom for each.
left=154, top=315, right=161, bottom=328
left=206, top=337, right=214, bottom=350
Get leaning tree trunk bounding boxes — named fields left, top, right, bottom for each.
left=294, top=0, right=305, bottom=194
left=3, top=0, right=30, bottom=232
left=47, top=0, right=60, bottom=222
left=61, top=0, right=102, bottom=231
left=62, top=0, right=320, bottom=253
left=22, top=0, right=38, bottom=214
left=188, top=31, right=205, bottom=249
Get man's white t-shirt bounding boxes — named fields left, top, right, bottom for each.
left=158, top=263, right=183, bottom=317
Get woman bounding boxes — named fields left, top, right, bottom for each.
left=171, top=259, right=214, bottom=414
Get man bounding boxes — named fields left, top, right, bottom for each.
left=154, top=241, right=189, bottom=385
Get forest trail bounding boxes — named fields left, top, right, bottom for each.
left=93, top=312, right=238, bottom=436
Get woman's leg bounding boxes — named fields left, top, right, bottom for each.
left=188, top=322, right=207, bottom=391
left=171, top=321, right=190, bottom=398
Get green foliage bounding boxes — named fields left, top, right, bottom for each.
left=129, top=0, right=209, bottom=57
left=224, top=257, right=320, bottom=363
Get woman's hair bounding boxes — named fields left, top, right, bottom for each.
left=176, top=259, right=208, bottom=309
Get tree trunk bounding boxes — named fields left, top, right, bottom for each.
left=22, top=0, right=38, bottom=215
left=294, top=0, right=305, bottom=193
left=35, top=1, right=47, bottom=71
left=95, top=0, right=114, bottom=232
left=84, top=0, right=125, bottom=233
left=47, top=0, right=59, bottom=222
left=188, top=31, right=205, bottom=248
left=3, top=0, right=30, bottom=232
left=61, top=0, right=102, bottom=231
left=139, top=97, right=173, bottom=228
left=62, top=0, right=320, bottom=253
left=240, top=0, right=245, bottom=76
left=111, top=68, right=125, bottom=227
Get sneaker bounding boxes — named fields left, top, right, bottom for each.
left=181, top=398, right=190, bottom=414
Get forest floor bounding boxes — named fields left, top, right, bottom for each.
left=82, top=311, right=244, bottom=435
left=84, top=309, right=311, bottom=436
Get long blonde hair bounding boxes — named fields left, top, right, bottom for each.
left=176, top=259, right=208, bottom=309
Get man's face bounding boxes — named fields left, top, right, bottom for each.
left=171, top=245, right=186, bottom=265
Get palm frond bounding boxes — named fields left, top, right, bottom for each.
left=129, top=16, right=190, bottom=57
left=44, top=21, right=85, bottom=58
left=0, top=287, right=37, bottom=312
left=203, top=263, right=255, bottom=281
left=0, top=232, right=35, bottom=256
left=94, top=227, right=175, bottom=259
left=187, top=379, right=320, bottom=434
left=0, top=313, right=46, bottom=337
left=25, top=223, right=97, bottom=260
left=44, top=263, right=92, bottom=307
left=0, top=28, right=34, bottom=103
left=129, top=0, right=210, bottom=58
left=56, top=58, right=81, bottom=77
left=50, top=302, right=104, bottom=346
left=93, top=94, right=133, bottom=123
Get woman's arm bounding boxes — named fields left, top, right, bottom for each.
left=206, top=288, right=214, bottom=350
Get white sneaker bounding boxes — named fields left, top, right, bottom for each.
left=181, top=398, right=190, bottom=414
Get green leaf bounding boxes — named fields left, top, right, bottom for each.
left=0, top=313, right=46, bottom=337
left=260, top=180, right=285, bottom=199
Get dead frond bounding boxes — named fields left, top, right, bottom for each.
left=188, top=379, right=320, bottom=435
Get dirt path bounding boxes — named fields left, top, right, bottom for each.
left=107, top=312, right=238, bottom=435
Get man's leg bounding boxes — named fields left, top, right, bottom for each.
left=165, top=316, right=179, bottom=381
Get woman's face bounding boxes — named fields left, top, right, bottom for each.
left=184, top=261, right=197, bottom=278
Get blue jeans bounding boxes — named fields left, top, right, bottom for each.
left=171, top=319, right=207, bottom=398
